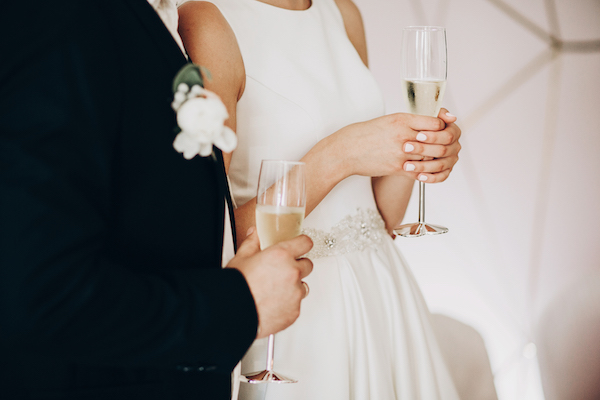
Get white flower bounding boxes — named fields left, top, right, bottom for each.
left=172, top=85, right=237, bottom=159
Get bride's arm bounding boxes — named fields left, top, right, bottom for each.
left=178, top=1, right=459, bottom=246
left=336, top=0, right=461, bottom=234
left=178, top=2, right=245, bottom=173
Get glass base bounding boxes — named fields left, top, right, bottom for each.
left=393, top=222, right=448, bottom=237
left=240, top=370, right=297, bottom=384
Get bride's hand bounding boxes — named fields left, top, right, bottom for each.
left=400, top=108, right=461, bottom=183
left=323, top=108, right=460, bottom=182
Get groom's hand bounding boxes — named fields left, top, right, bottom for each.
left=226, top=229, right=314, bottom=338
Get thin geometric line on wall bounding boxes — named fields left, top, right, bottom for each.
left=486, top=0, right=555, bottom=45
left=544, top=0, right=560, bottom=40
left=486, top=0, right=600, bottom=52
left=527, top=0, right=562, bottom=329
left=561, top=40, right=600, bottom=52
left=527, top=48, right=562, bottom=325
left=460, top=49, right=556, bottom=133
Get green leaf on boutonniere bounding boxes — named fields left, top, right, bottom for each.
left=171, top=63, right=213, bottom=93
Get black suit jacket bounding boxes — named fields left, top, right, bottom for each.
left=0, top=1, right=257, bottom=398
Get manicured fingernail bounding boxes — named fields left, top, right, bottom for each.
left=446, top=112, right=455, bottom=118
left=416, top=133, right=427, bottom=141
left=418, top=175, right=428, bottom=181
left=404, top=143, right=414, bottom=152
left=404, top=163, right=415, bottom=172
left=247, top=227, right=255, bottom=236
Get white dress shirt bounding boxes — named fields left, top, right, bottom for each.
left=146, top=0, right=186, bottom=55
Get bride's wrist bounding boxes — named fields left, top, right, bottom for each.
left=319, top=131, right=354, bottom=180
left=302, top=139, right=349, bottom=187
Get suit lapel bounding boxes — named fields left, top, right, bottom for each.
left=214, top=149, right=238, bottom=253
left=122, top=0, right=187, bottom=72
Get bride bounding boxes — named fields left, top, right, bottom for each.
left=178, top=0, right=461, bottom=398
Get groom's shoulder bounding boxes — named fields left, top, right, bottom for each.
left=2, top=1, right=92, bottom=30
left=0, top=1, right=109, bottom=55
left=0, top=0, right=137, bottom=40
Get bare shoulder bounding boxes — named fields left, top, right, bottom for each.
left=178, top=1, right=245, bottom=98
left=333, top=0, right=362, bottom=21
left=178, top=2, right=230, bottom=38
left=333, top=0, right=368, bottom=66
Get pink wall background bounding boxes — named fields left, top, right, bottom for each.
left=352, top=0, right=600, bottom=398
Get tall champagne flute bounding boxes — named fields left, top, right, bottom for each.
left=241, top=160, right=306, bottom=384
left=394, top=26, right=449, bottom=237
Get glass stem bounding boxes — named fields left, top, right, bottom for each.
left=418, top=181, right=425, bottom=224
left=266, top=334, right=275, bottom=371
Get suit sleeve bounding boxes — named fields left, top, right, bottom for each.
left=0, top=1, right=257, bottom=372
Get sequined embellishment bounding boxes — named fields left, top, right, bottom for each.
left=301, top=208, right=388, bottom=259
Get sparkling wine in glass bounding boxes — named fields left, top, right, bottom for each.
left=241, top=160, right=306, bottom=384
left=394, top=26, right=449, bottom=237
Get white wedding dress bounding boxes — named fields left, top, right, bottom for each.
left=203, top=0, right=461, bottom=398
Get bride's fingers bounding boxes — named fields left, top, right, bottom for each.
left=403, top=158, right=445, bottom=173
left=403, top=155, right=458, bottom=178
left=404, top=153, right=434, bottom=162
left=415, top=122, right=461, bottom=145
left=438, top=108, right=457, bottom=124
left=416, top=167, right=452, bottom=183
left=404, top=141, right=460, bottom=159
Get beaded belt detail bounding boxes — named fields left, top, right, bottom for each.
left=301, top=208, right=388, bottom=259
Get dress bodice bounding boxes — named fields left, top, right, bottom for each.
left=210, top=0, right=385, bottom=233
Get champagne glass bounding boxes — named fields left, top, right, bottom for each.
left=394, top=26, right=449, bottom=237
left=241, top=160, right=306, bottom=384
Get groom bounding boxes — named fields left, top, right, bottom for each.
left=0, top=0, right=312, bottom=399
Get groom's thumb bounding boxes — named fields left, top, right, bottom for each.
left=235, top=227, right=261, bottom=258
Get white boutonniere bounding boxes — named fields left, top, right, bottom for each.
left=171, top=63, right=237, bottom=160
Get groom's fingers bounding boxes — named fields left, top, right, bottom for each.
left=228, top=231, right=313, bottom=280
left=275, top=234, right=313, bottom=260
left=273, top=235, right=313, bottom=280
left=295, top=257, right=314, bottom=280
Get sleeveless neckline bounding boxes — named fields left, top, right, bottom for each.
left=244, top=0, right=314, bottom=13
